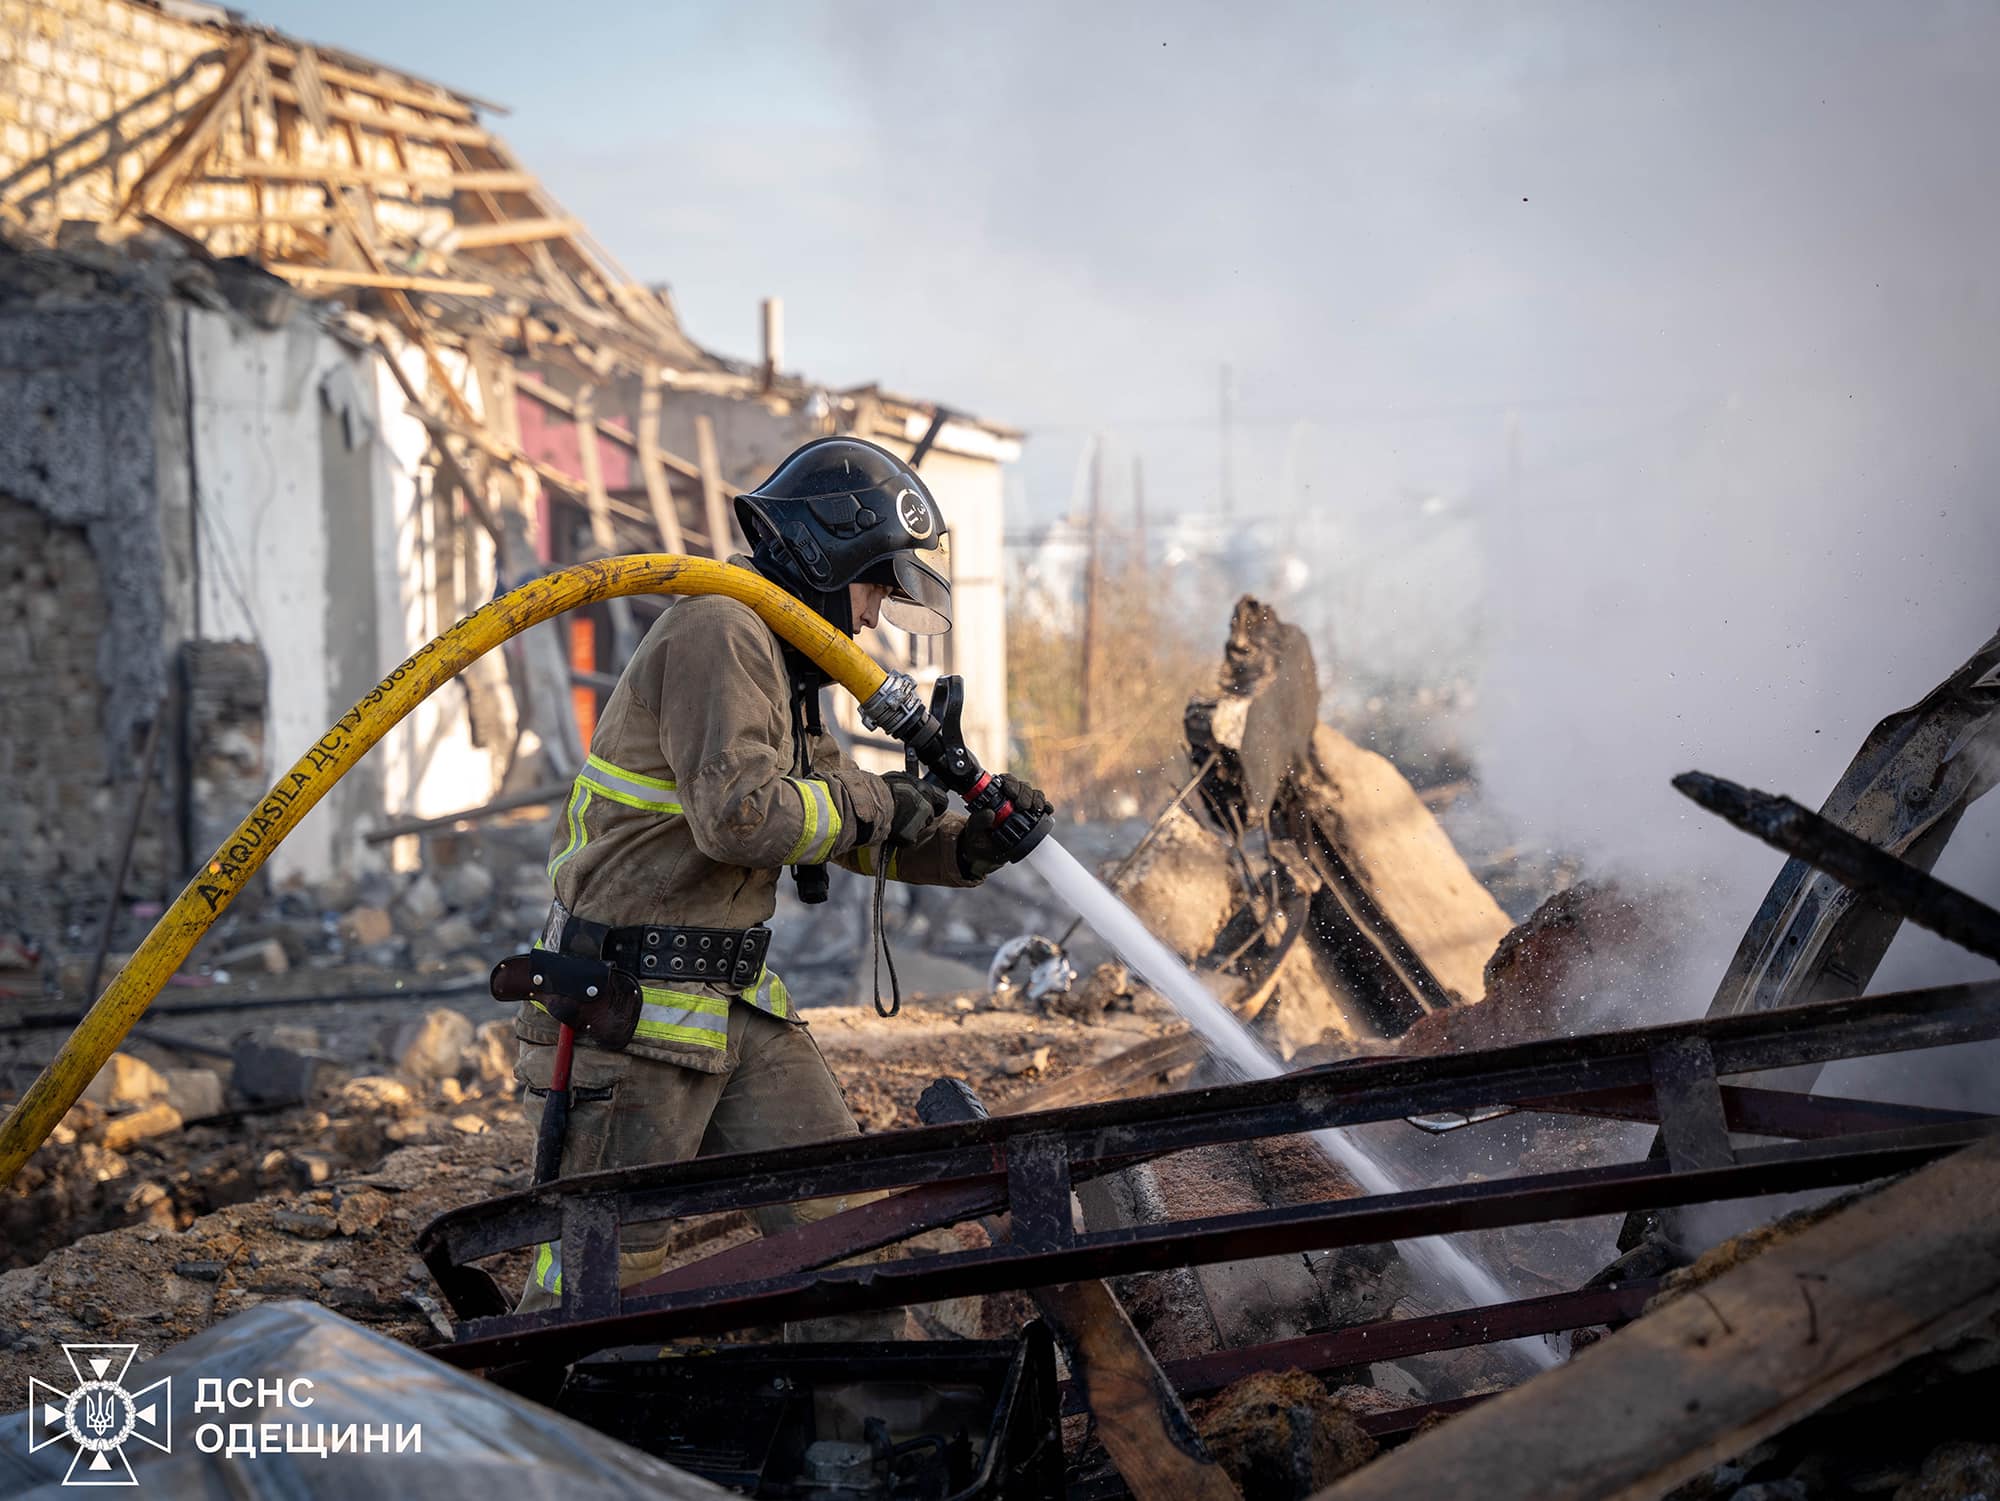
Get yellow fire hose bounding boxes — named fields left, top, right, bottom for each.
left=0, top=556, right=887, bottom=1188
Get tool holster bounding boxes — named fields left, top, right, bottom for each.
left=490, top=949, right=643, bottom=1053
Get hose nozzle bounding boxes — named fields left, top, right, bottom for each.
left=867, top=673, right=1053, bottom=865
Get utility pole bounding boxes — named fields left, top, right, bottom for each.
left=1131, top=453, right=1147, bottom=570
left=1080, top=434, right=1104, bottom=737
left=1218, top=362, right=1235, bottom=510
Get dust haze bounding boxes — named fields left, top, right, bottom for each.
left=266, top=0, right=2000, bottom=999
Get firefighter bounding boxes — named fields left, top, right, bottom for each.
left=512, top=436, right=1050, bottom=1310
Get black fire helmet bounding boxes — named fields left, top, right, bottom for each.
left=735, top=436, right=953, bottom=636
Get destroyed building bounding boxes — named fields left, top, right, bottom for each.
left=0, top=0, right=1019, bottom=961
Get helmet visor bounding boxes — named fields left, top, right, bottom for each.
left=881, top=552, right=953, bottom=634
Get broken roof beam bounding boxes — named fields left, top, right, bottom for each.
left=262, top=44, right=481, bottom=123
left=266, top=77, right=492, bottom=147
left=223, top=160, right=537, bottom=194
left=1676, top=770, right=2000, bottom=966
left=268, top=264, right=494, bottom=297
left=115, top=39, right=267, bottom=226
left=449, top=216, right=581, bottom=250
left=1316, top=1134, right=2000, bottom=1501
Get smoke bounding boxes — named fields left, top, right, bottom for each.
left=262, top=1, right=2000, bottom=1062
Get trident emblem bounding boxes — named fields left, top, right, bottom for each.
left=27, top=1344, right=171, bottom=1487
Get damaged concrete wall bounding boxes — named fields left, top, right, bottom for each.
left=0, top=293, right=180, bottom=950
left=0, top=266, right=514, bottom=952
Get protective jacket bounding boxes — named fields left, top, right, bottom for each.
left=516, top=583, right=977, bottom=1071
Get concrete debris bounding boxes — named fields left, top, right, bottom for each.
left=1194, top=1369, right=1376, bottom=1499
left=340, top=1080, right=414, bottom=1120
left=98, top=1102, right=181, bottom=1151
left=464, top=1019, right=517, bottom=1094
left=229, top=1037, right=338, bottom=1106
left=1401, top=879, right=1692, bottom=1057
left=339, top=905, right=395, bottom=948
left=1894, top=1443, right=2000, bottom=1501
left=438, top=863, right=496, bottom=913
left=80, top=1052, right=167, bottom=1111
left=382, top=1007, right=475, bottom=1080
left=160, top=1067, right=224, bottom=1123
left=399, top=874, right=448, bottom=929
left=1001, top=1046, right=1053, bottom=1077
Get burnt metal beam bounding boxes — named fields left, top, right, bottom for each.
left=418, top=979, right=2000, bottom=1275
left=1063, top=1279, right=1664, bottom=1414
left=921, top=1080, right=1242, bottom=1501
left=1677, top=771, right=2000, bottom=965
left=431, top=1119, right=1993, bottom=1369
left=611, top=1086, right=1952, bottom=1332
left=1526, top=1083, right=1987, bottom=1141
left=1649, top=1037, right=1735, bottom=1172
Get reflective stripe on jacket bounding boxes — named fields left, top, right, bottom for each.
left=517, top=579, right=977, bottom=1072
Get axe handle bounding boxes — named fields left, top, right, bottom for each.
left=532, top=1023, right=576, bottom=1187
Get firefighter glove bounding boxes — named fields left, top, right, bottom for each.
left=883, top=771, right=949, bottom=848
left=956, top=774, right=1052, bottom=880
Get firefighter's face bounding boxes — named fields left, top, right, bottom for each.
left=849, top=580, right=891, bottom=630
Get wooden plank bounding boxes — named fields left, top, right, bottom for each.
left=371, top=346, right=501, bottom=546
left=1315, top=1135, right=2000, bottom=1501
left=572, top=386, right=616, bottom=553
left=694, top=412, right=735, bottom=560
left=451, top=216, right=580, bottom=250
left=264, top=44, right=480, bottom=122
left=227, top=161, right=536, bottom=194
left=324, top=187, right=491, bottom=444
left=267, top=264, right=494, bottom=297
left=636, top=368, right=685, bottom=554
left=267, top=77, right=490, bottom=146
left=172, top=209, right=336, bottom=231
left=1009, top=1031, right=1203, bottom=1113
left=117, top=40, right=267, bottom=223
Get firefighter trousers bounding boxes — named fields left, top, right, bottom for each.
left=512, top=1001, right=865, bottom=1314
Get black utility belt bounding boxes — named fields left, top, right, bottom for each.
left=547, top=901, right=771, bottom=988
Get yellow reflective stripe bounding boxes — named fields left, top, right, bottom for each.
left=782, top=778, right=821, bottom=864
left=578, top=755, right=682, bottom=814
left=587, top=753, right=675, bottom=792
left=853, top=845, right=902, bottom=880
left=546, top=783, right=591, bottom=881
left=780, top=777, right=839, bottom=864
left=748, top=967, right=791, bottom=1020
left=634, top=1019, right=729, bottom=1047
left=534, top=1240, right=561, bottom=1293
left=805, top=780, right=841, bottom=864
left=639, top=987, right=731, bottom=1016
left=635, top=984, right=729, bottom=1050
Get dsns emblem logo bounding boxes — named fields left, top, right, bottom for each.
left=28, top=1344, right=170, bottom=1486
left=895, top=487, right=934, bottom=540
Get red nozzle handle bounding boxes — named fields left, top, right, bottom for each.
left=965, top=771, right=1015, bottom=823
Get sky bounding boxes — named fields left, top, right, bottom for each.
left=254, top=0, right=2000, bottom=1009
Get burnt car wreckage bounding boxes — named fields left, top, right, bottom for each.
left=404, top=627, right=2000, bottom=1500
